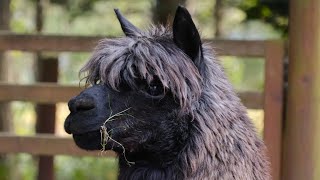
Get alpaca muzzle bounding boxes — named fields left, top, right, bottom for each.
left=64, top=85, right=111, bottom=135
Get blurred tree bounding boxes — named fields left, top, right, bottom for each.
left=214, top=0, right=223, bottom=37
left=0, top=0, right=10, bottom=31
left=152, top=0, right=186, bottom=24
left=228, top=0, right=288, bottom=36
left=27, top=0, right=100, bottom=21
left=0, top=0, right=11, bottom=133
left=0, top=1, right=12, bottom=179
left=50, top=0, right=100, bottom=20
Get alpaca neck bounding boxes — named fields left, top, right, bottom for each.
left=118, top=156, right=183, bottom=180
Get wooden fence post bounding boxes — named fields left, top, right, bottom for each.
left=35, top=57, right=57, bottom=180
left=263, top=41, right=284, bottom=180
left=34, top=1, right=57, bottom=179
left=282, top=0, right=320, bottom=179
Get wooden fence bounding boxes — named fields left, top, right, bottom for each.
left=0, top=33, right=284, bottom=180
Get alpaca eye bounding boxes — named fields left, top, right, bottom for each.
left=138, top=77, right=165, bottom=98
left=147, top=84, right=163, bottom=96
left=142, top=79, right=165, bottom=97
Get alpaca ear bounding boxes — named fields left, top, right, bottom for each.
left=114, top=9, right=141, bottom=37
left=173, top=6, right=202, bottom=62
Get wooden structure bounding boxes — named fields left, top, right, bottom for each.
left=34, top=0, right=58, bottom=178
left=0, top=33, right=285, bottom=180
left=0, top=0, right=11, bottom=132
left=282, top=0, right=320, bottom=180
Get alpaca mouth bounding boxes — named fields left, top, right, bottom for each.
left=64, top=109, right=109, bottom=135
left=72, top=130, right=102, bottom=150
left=71, top=118, right=126, bottom=151
left=72, top=127, right=126, bottom=152
left=65, top=109, right=132, bottom=151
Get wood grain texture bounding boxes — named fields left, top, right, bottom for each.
left=0, top=133, right=116, bottom=157
left=282, top=1, right=320, bottom=179
left=263, top=40, right=284, bottom=180
left=0, top=33, right=265, bottom=56
left=0, top=83, right=82, bottom=103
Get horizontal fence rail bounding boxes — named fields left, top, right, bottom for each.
left=0, top=133, right=116, bottom=157
left=0, top=33, right=266, bottom=56
left=0, top=83, right=263, bottom=109
left=0, top=83, right=82, bottom=103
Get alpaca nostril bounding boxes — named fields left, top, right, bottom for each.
left=76, top=100, right=95, bottom=112
left=68, top=96, right=95, bottom=113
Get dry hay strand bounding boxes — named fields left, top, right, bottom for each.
left=100, top=108, right=135, bottom=166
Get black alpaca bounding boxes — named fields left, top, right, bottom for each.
left=64, top=6, right=270, bottom=180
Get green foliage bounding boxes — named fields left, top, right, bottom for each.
left=0, top=155, right=37, bottom=180
left=42, top=0, right=152, bottom=36
left=55, top=156, right=118, bottom=180
left=50, top=0, right=101, bottom=20
left=221, top=57, right=265, bottom=91
left=227, top=0, right=288, bottom=36
left=0, top=154, right=118, bottom=180
left=58, top=53, right=90, bottom=84
left=12, top=102, right=36, bottom=135
left=10, top=0, right=35, bottom=32
left=221, top=57, right=245, bottom=87
left=191, top=0, right=215, bottom=38
left=0, top=159, right=10, bottom=180
left=14, top=155, right=37, bottom=180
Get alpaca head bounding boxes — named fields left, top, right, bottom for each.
left=64, top=7, right=270, bottom=179
left=64, top=6, right=204, bottom=164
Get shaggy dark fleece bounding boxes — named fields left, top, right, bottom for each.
left=64, top=6, right=270, bottom=180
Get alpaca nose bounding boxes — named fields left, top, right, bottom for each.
left=68, top=95, right=95, bottom=113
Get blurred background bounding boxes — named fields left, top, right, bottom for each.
left=0, top=0, right=289, bottom=179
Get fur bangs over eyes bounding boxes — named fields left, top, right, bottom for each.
left=80, top=28, right=202, bottom=113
